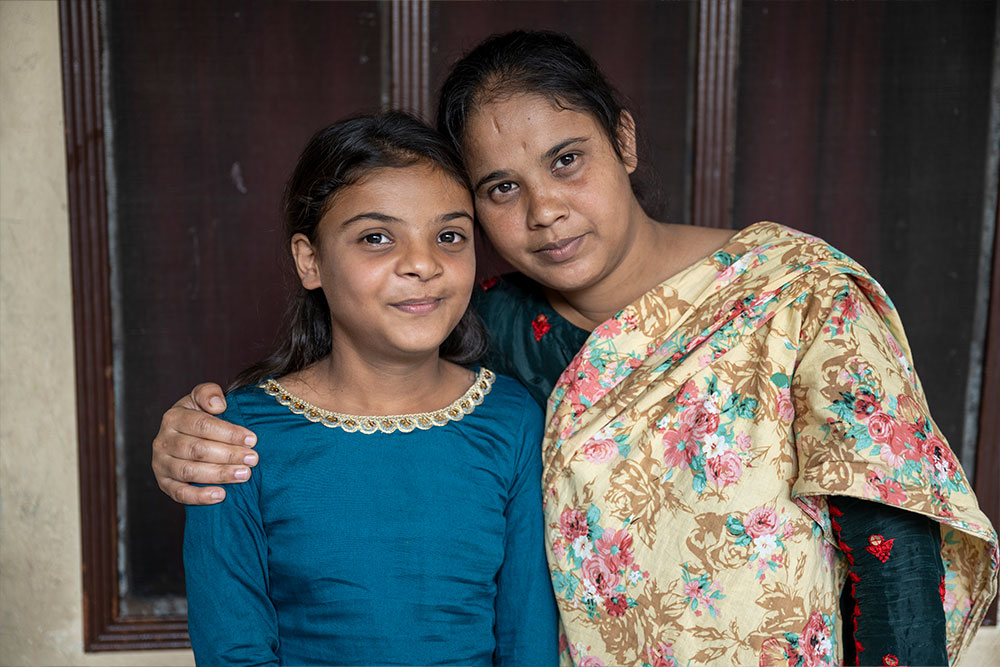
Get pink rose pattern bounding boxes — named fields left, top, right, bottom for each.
left=727, top=506, right=795, bottom=580
left=540, top=223, right=996, bottom=666
left=655, top=376, right=755, bottom=495
left=550, top=504, right=647, bottom=622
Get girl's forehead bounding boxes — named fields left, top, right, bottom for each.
left=323, top=164, right=472, bottom=218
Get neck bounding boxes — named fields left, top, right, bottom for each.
left=283, top=344, right=472, bottom=416
left=548, top=211, right=679, bottom=330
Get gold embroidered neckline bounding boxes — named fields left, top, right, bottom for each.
left=260, top=367, right=495, bottom=434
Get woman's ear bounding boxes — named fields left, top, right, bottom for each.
left=617, top=110, right=639, bottom=174
left=291, top=233, right=322, bottom=290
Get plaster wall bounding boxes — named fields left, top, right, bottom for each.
left=0, top=2, right=192, bottom=664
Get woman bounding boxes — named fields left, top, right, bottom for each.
left=154, top=31, right=996, bottom=666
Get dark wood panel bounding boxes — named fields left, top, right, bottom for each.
left=733, top=1, right=996, bottom=465
left=975, top=194, right=1000, bottom=625
left=105, top=0, right=386, bottom=608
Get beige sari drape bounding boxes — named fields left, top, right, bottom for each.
left=543, top=222, right=997, bottom=666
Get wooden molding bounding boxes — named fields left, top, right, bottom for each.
left=390, top=0, right=430, bottom=120
left=693, top=0, right=740, bottom=228
left=59, top=0, right=189, bottom=650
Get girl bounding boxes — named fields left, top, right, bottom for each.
left=161, top=33, right=996, bottom=667
left=182, top=112, right=557, bottom=666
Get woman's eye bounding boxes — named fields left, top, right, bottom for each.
left=362, top=233, right=390, bottom=246
left=487, top=181, right=518, bottom=200
left=554, top=153, right=579, bottom=170
left=438, top=231, right=465, bottom=244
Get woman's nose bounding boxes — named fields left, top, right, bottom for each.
left=526, top=186, right=569, bottom=229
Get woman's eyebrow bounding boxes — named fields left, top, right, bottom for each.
left=542, top=136, right=589, bottom=162
left=474, top=170, right=509, bottom=193
left=473, top=136, right=590, bottom=193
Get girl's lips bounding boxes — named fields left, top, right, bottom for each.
left=535, top=234, right=585, bottom=262
left=391, top=298, right=442, bottom=315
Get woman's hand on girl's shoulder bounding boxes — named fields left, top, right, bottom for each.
left=151, top=382, right=259, bottom=505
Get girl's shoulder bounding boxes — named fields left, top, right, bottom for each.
left=219, top=381, right=304, bottom=431
left=477, top=369, right=545, bottom=431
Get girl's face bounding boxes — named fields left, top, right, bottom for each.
left=462, top=93, right=639, bottom=294
left=292, top=163, right=475, bottom=363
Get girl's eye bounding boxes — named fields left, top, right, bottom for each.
left=438, top=230, right=466, bottom=245
left=362, top=233, right=390, bottom=246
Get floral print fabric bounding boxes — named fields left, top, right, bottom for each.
left=543, top=222, right=997, bottom=666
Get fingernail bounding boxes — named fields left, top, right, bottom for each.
left=244, top=434, right=257, bottom=446
left=234, top=468, right=250, bottom=480
left=209, top=397, right=224, bottom=409
left=244, top=453, right=258, bottom=466
left=210, top=490, right=224, bottom=500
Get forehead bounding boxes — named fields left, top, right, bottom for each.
left=463, top=93, right=603, bottom=167
left=323, top=164, right=471, bottom=218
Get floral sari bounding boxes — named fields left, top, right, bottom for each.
left=543, top=222, right=997, bottom=666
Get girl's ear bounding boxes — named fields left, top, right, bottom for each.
left=291, top=233, right=322, bottom=290
left=616, top=110, right=638, bottom=174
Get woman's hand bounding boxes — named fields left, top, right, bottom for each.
left=152, top=383, right=258, bottom=505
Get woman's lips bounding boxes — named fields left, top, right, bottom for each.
left=391, top=298, right=442, bottom=315
left=535, top=234, right=585, bottom=262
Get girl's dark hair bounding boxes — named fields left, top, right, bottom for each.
left=436, top=30, right=662, bottom=215
left=231, top=111, right=487, bottom=391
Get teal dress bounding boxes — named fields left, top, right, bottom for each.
left=184, top=368, right=558, bottom=666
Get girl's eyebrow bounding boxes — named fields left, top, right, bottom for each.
left=473, top=136, right=591, bottom=192
left=341, top=211, right=473, bottom=226
left=341, top=212, right=399, bottom=226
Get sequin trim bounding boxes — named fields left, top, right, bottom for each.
left=260, top=368, right=495, bottom=434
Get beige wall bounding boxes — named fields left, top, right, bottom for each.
left=0, top=2, right=192, bottom=664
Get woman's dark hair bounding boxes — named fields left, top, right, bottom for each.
left=230, top=111, right=487, bottom=390
left=436, top=30, right=662, bottom=215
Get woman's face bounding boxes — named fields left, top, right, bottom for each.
left=462, top=93, right=639, bottom=293
left=291, top=163, right=476, bottom=363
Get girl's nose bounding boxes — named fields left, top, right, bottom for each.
left=526, top=187, right=569, bottom=229
left=397, top=240, right=443, bottom=280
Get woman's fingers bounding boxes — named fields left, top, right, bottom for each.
left=162, top=402, right=257, bottom=448
left=152, top=388, right=260, bottom=505
left=158, top=476, right=227, bottom=505
left=189, top=382, right=228, bottom=414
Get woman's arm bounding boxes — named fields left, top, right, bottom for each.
left=152, top=382, right=259, bottom=505
left=829, top=495, right=948, bottom=667
left=494, top=398, right=559, bottom=666
left=183, top=395, right=279, bottom=666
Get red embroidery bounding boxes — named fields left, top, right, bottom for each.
left=864, top=534, right=895, bottom=563
left=830, top=503, right=864, bottom=665
left=479, top=276, right=498, bottom=291
left=532, top=314, right=551, bottom=341
left=939, top=574, right=946, bottom=602
left=882, top=655, right=900, bottom=666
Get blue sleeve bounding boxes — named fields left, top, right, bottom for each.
left=183, top=394, right=279, bottom=667
left=493, top=394, right=559, bottom=666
